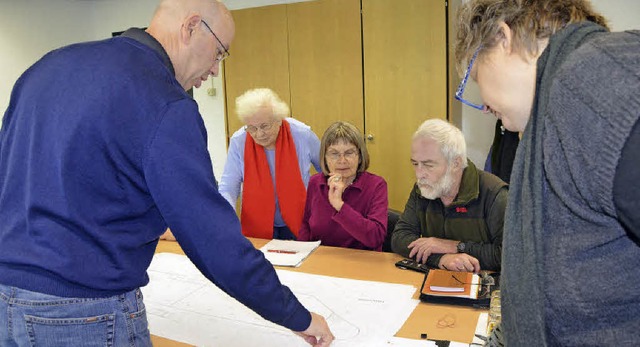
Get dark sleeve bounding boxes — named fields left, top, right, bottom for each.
left=465, top=184, right=507, bottom=271
left=391, top=186, right=422, bottom=258
left=298, top=176, right=316, bottom=241
left=491, top=120, right=519, bottom=184
left=143, top=100, right=310, bottom=331
left=614, top=117, right=640, bottom=241
left=390, top=186, right=443, bottom=267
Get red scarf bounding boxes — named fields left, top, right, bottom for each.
left=241, top=119, right=306, bottom=239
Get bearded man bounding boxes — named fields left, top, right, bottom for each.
left=391, top=119, right=508, bottom=272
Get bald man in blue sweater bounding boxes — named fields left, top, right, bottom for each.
left=0, top=0, right=333, bottom=346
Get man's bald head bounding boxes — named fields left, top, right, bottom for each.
left=152, top=0, right=228, bottom=27
left=147, top=0, right=235, bottom=90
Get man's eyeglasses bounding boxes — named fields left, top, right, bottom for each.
left=201, top=19, right=230, bottom=63
left=454, top=46, right=484, bottom=111
left=245, top=121, right=276, bottom=134
left=326, top=149, right=359, bottom=161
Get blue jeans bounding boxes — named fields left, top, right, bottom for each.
left=0, top=284, right=151, bottom=347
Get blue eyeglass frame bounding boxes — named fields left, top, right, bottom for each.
left=455, top=46, right=484, bottom=110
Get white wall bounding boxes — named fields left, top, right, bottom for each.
left=0, top=1, right=95, bottom=116
left=0, top=0, right=313, bottom=178
left=1, top=0, right=639, bottom=177
left=591, top=0, right=640, bottom=31
left=225, top=0, right=314, bottom=10
left=459, top=0, right=640, bottom=166
left=0, top=0, right=228, bottom=178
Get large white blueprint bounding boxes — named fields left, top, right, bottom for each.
left=142, top=253, right=422, bottom=347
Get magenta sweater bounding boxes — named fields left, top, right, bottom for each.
left=299, top=172, right=388, bottom=251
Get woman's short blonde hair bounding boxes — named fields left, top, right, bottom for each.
left=319, top=121, right=370, bottom=176
left=455, top=0, right=608, bottom=74
left=235, top=88, right=290, bottom=123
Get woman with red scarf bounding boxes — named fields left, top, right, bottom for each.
left=220, top=88, right=321, bottom=239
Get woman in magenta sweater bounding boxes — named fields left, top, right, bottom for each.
left=299, top=121, right=388, bottom=251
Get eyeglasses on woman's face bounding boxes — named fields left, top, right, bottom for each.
left=325, top=149, right=359, bottom=161
left=244, top=120, right=277, bottom=134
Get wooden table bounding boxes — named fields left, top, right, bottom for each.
left=151, top=239, right=483, bottom=346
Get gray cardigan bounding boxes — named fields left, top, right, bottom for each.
left=500, top=22, right=640, bottom=346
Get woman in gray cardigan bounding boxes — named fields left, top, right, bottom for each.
left=454, top=0, right=640, bottom=345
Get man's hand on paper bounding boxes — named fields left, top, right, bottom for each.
left=439, top=253, right=480, bottom=273
left=295, top=312, right=335, bottom=346
left=408, top=237, right=458, bottom=263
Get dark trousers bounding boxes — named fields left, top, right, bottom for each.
left=273, top=226, right=296, bottom=240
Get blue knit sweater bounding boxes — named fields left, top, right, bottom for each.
left=0, top=29, right=310, bottom=331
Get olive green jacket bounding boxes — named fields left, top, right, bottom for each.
left=391, top=161, right=507, bottom=271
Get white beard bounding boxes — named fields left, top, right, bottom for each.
left=417, top=167, right=453, bottom=200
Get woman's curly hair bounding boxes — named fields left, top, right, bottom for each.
left=455, top=0, right=608, bottom=73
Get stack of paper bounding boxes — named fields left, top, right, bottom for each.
left=259, top=239, right=321, bottom=267
left=143, top=253, right=421, bottom=347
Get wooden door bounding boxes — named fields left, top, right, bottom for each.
left=224, top=5, right=290, bottom=139
left=287, top=0, right=364, bottom=136
left=448, top=0, right=463, bottom=127
left=362, top=0, right=448, bottom=211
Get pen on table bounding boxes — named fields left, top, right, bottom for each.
left=266, top=249, right=298, bottom=254
left=474, top=334, right=488, bottom=341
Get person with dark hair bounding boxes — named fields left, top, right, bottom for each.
left=455, top=0, right=639, bottom=345
left=298, top=121, right=388, bottom=251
